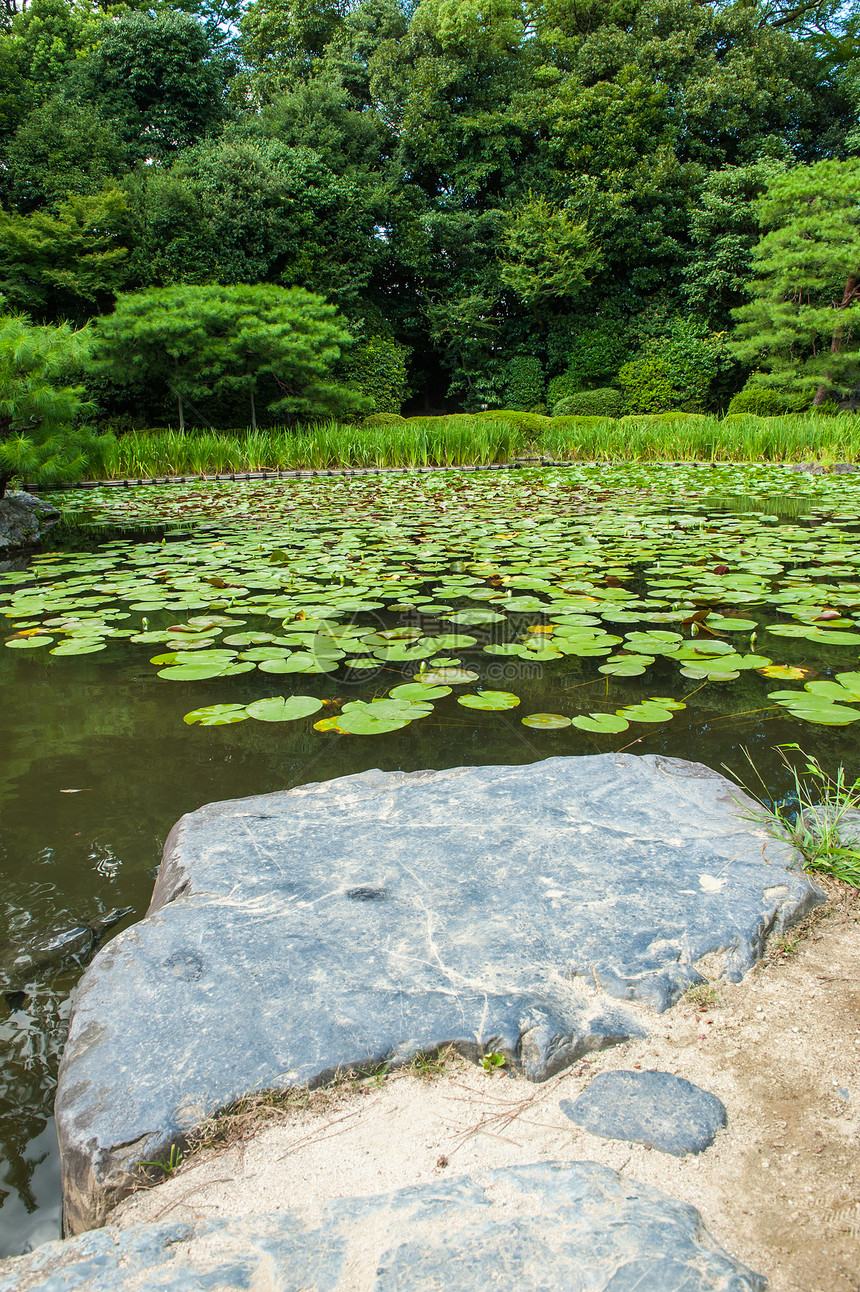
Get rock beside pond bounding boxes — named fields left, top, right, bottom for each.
left=0, top=1161, right=767, bottom=1291
left=0, top=491, right=59, bottom=552
left=560, top=1069, right=728, bottom=1156
left=55, top=753, right=824, bottom=1234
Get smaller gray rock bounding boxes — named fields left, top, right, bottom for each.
left=561, top=1069, right=727, bottom=1156
left=0, top=492, right=59, bottom=553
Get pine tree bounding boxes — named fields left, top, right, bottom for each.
left=730, top=159, right=860, bottom=405
left=0, top=310, right=97, bottom=498
left=87, top=284, right=368, bottom=428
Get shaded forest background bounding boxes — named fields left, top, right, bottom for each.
left=1, top=0, right=859, bottom=427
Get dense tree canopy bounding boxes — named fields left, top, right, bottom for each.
left=0, top=0, right=858, bottom=421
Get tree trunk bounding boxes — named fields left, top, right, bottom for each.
left=250, top=388, right=257, bottom=432
left=177, top=391, right=185, bottom=431
left=813, top=274, right=859, bottom=405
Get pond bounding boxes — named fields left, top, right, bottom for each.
left=3, top=460, right=860, bottom=1256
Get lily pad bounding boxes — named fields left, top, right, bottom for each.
left=158, top=661, right=256, bottom=681
left=419, top=667, right=479, bottom=685
left=445, top=609, right=506, bottom=626
left=570, top=713, right=630, bottom=734
left=49, top=640, right=107, bottom=656
left=457, top=690, right=520, bottom=711
left=6, top=635, right=53, bottom=649
left=245, top=695, right=324, bottom=722
left=616, top=702, right=676, bottom=723
left=183, top=703, right=250, bottom=726
left=259, top=653, right=338, bottom=675
left=390, top=683, right=452, bottom=700
left=521, top=713, right=572, bottom=729
left=599, top=654, right=655, bottom=677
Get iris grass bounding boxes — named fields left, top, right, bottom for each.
left=92, top=417, right=522, bottom=478
left=87, top=412, right=858, bottom=479
left=540, top=413, right=860, bottom=464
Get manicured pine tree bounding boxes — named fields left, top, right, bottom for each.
left=730, top=158, right=860, bottom=405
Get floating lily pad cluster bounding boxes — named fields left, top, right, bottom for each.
left=3, top=462, right=860, bottom=735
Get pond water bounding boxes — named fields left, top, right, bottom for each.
left=3, top=461, right=860, bottom=1256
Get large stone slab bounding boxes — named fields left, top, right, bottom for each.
left=0, top=1161, right=767, bottom=1290
left=55, top=754, right=822, bottom=1233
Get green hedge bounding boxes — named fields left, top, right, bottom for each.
left=549, top=415, right=612, bottom=432
left=475, top=409, right=552, bottom=436
left=362, top=411, right=407, bottom=428
left=551, top=388, right=625, bottom=418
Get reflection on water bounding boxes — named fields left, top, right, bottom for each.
left=701, top=493, right=816, bottom=518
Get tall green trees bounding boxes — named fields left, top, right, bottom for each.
left=88, top=285, right=368, bottom=428
left=730, top=158, right=860, bottom=404
left=0, top=0, right=857, bottom=415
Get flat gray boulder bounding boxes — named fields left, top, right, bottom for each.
left=0, top=1161, right=766, bottom=1290
left=55, top=754, right=822, bottom=1233
left=561, top=1069, right=728, bottom=1156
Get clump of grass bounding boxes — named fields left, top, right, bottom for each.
left=732, top=743, right=860, bottom=889
left=684, top=982, right=722, bottom=1009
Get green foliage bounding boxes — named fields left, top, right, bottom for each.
left=0, top=0, right=855, bottom=409
left=362, top=411, right=405, bottom=427
left=617, top=353, right=674, bottom=414
left=71, top=11, right=226, bottom=166
left=474, top=409, right=551, bottom=437
left=744, top=745, right=860, bottom=889
left=551, top=388, right=624, bottom=418
left=502, top=355, right=544, bottom=410
left=731, top=158, right=860, bottom=406
left=3, top=96, right=125, bottom=212
left=546, top=325, right=630, bottom=407
left=126, top=135, right=380, bottom=307
left=91, top=416, right=524, bottom=474
left=0, top=0, right=103, bottom=140
left=619, top=319, right=727, bottom=414
left=0, top=310, right=97, bottom=496
left=0, top=188, right=132, bottom=325
left=726, top=385, right=810, bottom=417
left=684, top=161, right=788, bottom=330
left=499, top=197, right=602, bottom=310
left=342, top=336, right=409, bottom=414
left=87, top=284, right=367, bottom=428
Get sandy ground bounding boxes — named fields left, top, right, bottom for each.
left=114, top=880, right=860, bottom=1292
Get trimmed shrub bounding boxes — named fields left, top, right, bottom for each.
left=551, top=388, right=625, bottom=418
left=362, top=412, right=406, bottom=428
left=475, top=409, right=552, bottom=436
left=550, top=416, right=612, bottom=431
left=546, top=369, right=580, bottom=409
left=621, top=411, right=707, bottom=423
left=617, top=354, right=674, bottom=413
left=343, top=337, right=410, bottom=414
left=726, top=387, right=789, bottom=417
left=503, top=355, right=545, bottom=410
